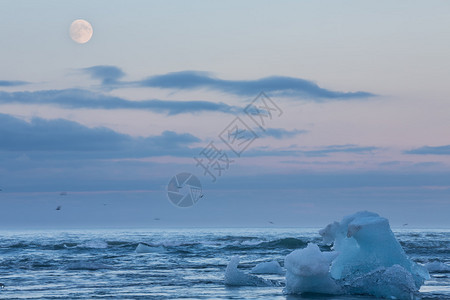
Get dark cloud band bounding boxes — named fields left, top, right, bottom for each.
left=0, top=89, right=240, bottom=115
left=0, top=113, right=200, bottom=158
left=0, top=80, right=29, bottom=87
left=81, top=65, right=375, bottom=99
left=138, top=71, right=375, bottom=99
left=406, top=145, right=450, bottom=155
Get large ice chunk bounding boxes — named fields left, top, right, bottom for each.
left=425, top=261, right=450, bottom=273
left=285, top=211, right=430, bottom=299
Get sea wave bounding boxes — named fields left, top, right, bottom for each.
left=0, top=229, right=448, bottom=299
left=426, top=261, right=450, bottom=273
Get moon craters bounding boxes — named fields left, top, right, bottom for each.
left=70, top=19, right=93, bottom=44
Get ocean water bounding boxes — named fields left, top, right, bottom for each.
left=0, top=228, right=448, bottom=299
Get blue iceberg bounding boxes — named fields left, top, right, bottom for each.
left=285, top=211, right=430, bottom=299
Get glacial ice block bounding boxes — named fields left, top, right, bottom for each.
left=284, top=211, right=430, bottom=299
left=285, top=243, right=341, bottom=294
left=347, top=264, right=419, bottom=300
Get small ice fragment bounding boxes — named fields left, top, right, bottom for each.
left=225, top=256, right=279, bottom=287
left=251, top=261, right=284, bottom=275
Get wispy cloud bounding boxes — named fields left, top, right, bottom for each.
left=259, top=128, right=307, bottom=139
left=218, top=172, right=450, bottom=189
left=245, top=144, right=379, bottom=157
left=405, top=145, right=450, bottom=155
left=138, top=71, right=375, bottom=99
left=83, top=65, right=125, bottom=85
left=0, top=89, right=241, bottom=115
left=301, top=144, right=379, bottom=157
left=0, top=80, right=28, bottom=87
left=81, top=66, right=375, bottom=99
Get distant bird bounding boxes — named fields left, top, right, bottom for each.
left=0, top=283, right=4, bottom=289
left=154, top=218, right=160, bottom=221
left=60, top=192, right=67, bottom=196
left=403, top=223, right=408, bottom=226
left=268, top=221, right=274, bottom=224
left=56, top=206, right=62, bottom=211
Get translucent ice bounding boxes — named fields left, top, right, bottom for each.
left=285, top=211, right=430, bottom=299
left=135, top=243, right=165, bottom=253
left=347, top=264, right=419, bottom=300
left=250, top=260, right=284, bottom=275
left=225, top=256, right=279, bottom=287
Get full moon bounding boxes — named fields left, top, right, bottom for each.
left=69, top=19, right=93, bottom=44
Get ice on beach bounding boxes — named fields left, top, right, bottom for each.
left=285, top=211, right=430, bottom=300
left=225, top=256, right=279, bottom=287
left=250, top=261, right=284, bottom=275
left=135, top=243, right=165, bottom=253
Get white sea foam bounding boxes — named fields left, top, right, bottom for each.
left=78, top=240, right=108, bottom=249
left=241, top=240, right=264, bottom=246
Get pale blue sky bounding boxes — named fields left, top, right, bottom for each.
left=0, top=1, right=450, bottom=228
